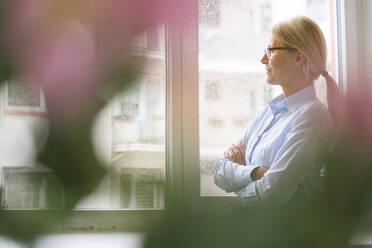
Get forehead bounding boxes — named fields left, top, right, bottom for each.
left=268, top=36, right=284, bottom=47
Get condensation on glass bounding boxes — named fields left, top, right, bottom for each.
left=0, top=25, right=166, bottom=209
left=199, top=0, right=337, bottom=195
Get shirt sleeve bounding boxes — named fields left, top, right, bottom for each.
left=235, top=110, right=331, bottom=204
left=212, top=115, right=263, bottom=193
left=212, top=158, right=257, bottom=192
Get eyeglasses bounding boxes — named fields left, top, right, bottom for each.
left=264, top=47, right=297, bottom=58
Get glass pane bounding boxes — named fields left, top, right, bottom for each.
left=78, top=25, right=166, bottom=209
left=199, top=0, right=338, bottom=195
left=0, top=25, right=166, bottom=209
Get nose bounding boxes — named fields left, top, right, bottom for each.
left=261, top=53, right=268, bottom=64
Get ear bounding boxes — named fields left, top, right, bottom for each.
left=294, top=50, right=306, bottom=68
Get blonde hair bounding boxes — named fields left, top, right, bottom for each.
left=272, top=16, right=342, bottom=129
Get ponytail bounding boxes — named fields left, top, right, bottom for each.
left=322, top=71, right=342, bottom=131
left=272, top=16, right=343, bottom=130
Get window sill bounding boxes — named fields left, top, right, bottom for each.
left=0, top=209, right=167, bottom=233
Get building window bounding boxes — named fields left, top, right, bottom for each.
left=199, top=0, right=221, bottom=26
left=130, top=26, right=164, bottom=57
left=205, top=80, right=220, bottom=101
left=118, top=102, right=139, bottom=121
left=3, top=81, right=46, bottom=115
left=1, top=167, right=64, bottom=209
left=146, top=27, right=161, bottom=51
left=120, top=168, right=161, bottom=209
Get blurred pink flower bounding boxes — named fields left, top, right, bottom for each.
left=26, top=22, right=98, bottom=122
left=342, top=85, right=372, bottom=155
left=7, top=0, right=191, bottom=125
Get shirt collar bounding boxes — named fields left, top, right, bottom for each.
left=269, top=84, right=316, bottom=114
left=269, top=95, right=287, bottom=116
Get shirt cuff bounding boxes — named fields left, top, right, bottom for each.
left=239, top=165, right=259, bottom=185
left=235, top=181, right=257, bottom=198
left=248, top=166, right=260, bottom=181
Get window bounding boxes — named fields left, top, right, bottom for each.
left=204, top=80, right=221, bottom=101
left=0, top=0, right=342, bottom=229
left=146, top=28, right=162, bottom=51
left=198, top=0, right=339, bottom=197
left=77, top=25, right=166, bottom=209
left=0, top=25, right=166, bottom=211
left=130, top=26, right=165, bottom=58
left=199, top=0, right=221, bottom=26
left=120, top=168, right=162, bottom=209
left=1, top=167, right=64, bottom=209
left=3, top=80, right=46, bottom=115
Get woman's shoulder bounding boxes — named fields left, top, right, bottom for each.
left=294, top=99, right=333, bottom=129
left=299, top=98, right=330, bottom=117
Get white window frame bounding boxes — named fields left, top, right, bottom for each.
left=336, top=0, right=362, bottom=94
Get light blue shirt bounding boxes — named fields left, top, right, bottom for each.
left=212, top=85, right=332, bottom=205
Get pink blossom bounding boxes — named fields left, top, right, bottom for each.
left=7, top=0, right=191, bottom=125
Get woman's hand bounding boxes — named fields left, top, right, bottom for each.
left=225, top=143, right=246, bottom=165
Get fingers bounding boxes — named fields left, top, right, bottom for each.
left=237, top=142, right=246, bottom=165
left=238, top=142, right=246, bottom=149
left=229, top=146, right=239, bottom=163
left=237, top=146, right=246, bottom=165
left=233, top=146, right=244, bottom=165
left=226, top=144, right=246, bottom=165
left=225, top=149, right=233, bottom=161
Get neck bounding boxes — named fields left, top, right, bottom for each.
left=281, top=77, right=313, bottom=98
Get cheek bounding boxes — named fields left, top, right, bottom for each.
left=268, top=55, right=280, bottom=67
left=270, top=58, right=291, bottom=74
left=269, top=59, right=280, bottom=72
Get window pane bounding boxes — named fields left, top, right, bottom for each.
left=3, top=168, right=64, bottom=208
left=0, top=25, right=166, bottom=209
left=79, top=25, right=166, bottom=209
left=199, top=0, right=337, bottom=195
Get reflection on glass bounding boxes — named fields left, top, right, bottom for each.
left=199, top=0, right=336, bottom=195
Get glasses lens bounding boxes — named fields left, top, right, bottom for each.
left=265, top=48, right=270, bottom=58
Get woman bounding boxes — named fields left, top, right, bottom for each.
left=212, top=16, right=341, bottom=204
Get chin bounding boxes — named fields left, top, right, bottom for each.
left=266, top=78, right=277, bottom=85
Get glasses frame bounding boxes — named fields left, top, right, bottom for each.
left=264, top=47, right=297, bottom=58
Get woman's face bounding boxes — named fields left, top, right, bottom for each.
left=261, top=37, right=297, bottom=87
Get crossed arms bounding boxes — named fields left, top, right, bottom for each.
left=225, top=142, right=267, bottom=181
left=212, top=113, right=330, bottom=202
